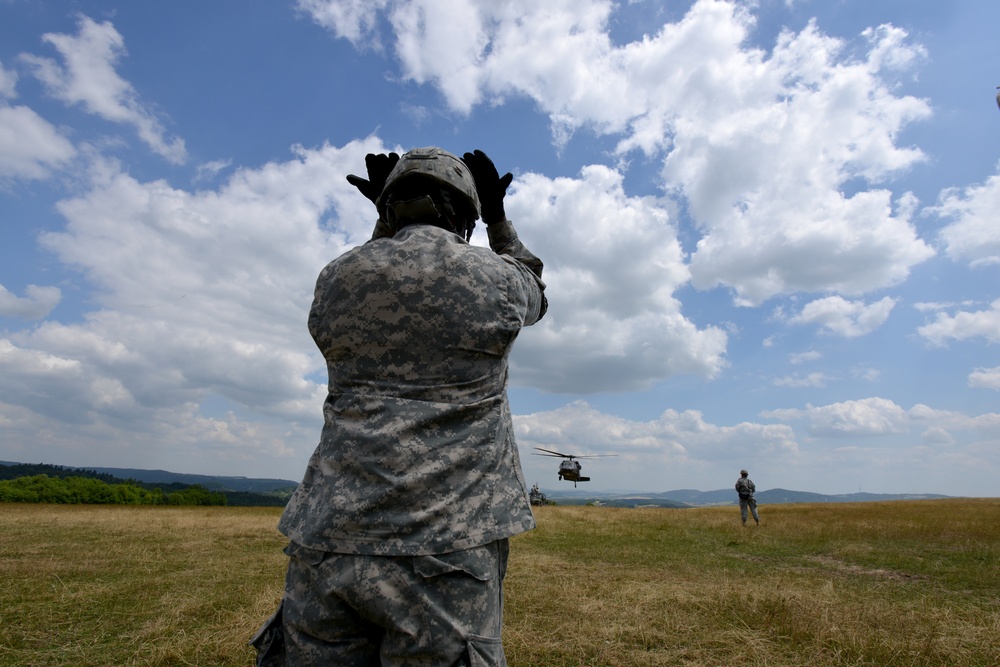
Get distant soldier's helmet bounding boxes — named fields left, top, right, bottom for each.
left=376, top=147, right=481, bottom=232
left=740, top=469, right=749, bottom=476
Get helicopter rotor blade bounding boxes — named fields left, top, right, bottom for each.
left=532, top=447, right=574, bottom=458
left=532, top=447, right=618, bottom=460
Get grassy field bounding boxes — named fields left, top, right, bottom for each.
left=1, top=499, right=998, bottom=666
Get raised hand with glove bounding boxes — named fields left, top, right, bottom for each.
left=462, top=149, right=545, bottom=292
left=461, top=149, right=513, bottom=226
left=347, top=152, right=400, bottom=240
left=346, top=152, right=400, bottom=205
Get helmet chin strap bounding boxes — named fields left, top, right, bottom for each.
left=387, top=195, right=442, bottom=228
left=387, top=193, right=474, bottom=240
left=440, top=187, right=476, bottom=241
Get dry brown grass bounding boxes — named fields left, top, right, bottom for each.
left=2, top=499, right=998, bottom=666
left=0, top=505, right=287, bottom=667
left=503, top=500, right=1000, bottom=666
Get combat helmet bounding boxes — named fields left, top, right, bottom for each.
left=376, top=147, right=481, bottom=239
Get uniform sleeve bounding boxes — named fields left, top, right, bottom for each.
left=486, top=219, right=543, bottom=278
left=486, top=219, right=547, bottom=323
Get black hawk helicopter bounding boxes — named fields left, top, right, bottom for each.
left=533, top=447, right=617, bottom=487
left=528, top=483, right=549, bottom=506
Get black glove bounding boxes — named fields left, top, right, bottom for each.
left=346, top=152, right=400, bottom=205
left=462, top=149, right=513, bottom=225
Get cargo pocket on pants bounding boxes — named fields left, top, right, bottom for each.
left=465, top=633, right=506, bottom=667
left=249, top=600, right=286, bottom=667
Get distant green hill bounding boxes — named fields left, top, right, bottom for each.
left=82, top=465, right=299, bottom=494
left=0, top=462, right=296, bottom=507
left=3, top=461, right=953, bottom=508
left=537, top=487, right=951, bottom=508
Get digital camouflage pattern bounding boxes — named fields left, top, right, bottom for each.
left=735, top=476, right=755, bottom=498
left=736, top=474, right=760, bottom=525
left=280, top=540, right=509, bottom=666
left=375, top=147, right=481, bottom=222
left=278, top=220, right=546, bottom=556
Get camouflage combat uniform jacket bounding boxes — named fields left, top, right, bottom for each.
left=279, top=220, right=547, bottom=556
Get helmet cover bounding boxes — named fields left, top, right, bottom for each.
left=376, top=147, right=481, bottom=222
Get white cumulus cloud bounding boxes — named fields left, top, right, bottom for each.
left=969, top=366, right=1000, bottom=391
left=19, top=15, right=186, bottom=164
left=518, top=401, right=798, bottom=458
left=0, top=104, right=77, bottom=180
left=506, top=164, right=728, bottom=392
left=774, top=372, right=830, bottom=388
left=930, top=164, right=1000, bottom=267
left=789, top=295, right=897, bottom=337
left=763, top=396, right=909, bottom=436
left=301, top=0, right=935, bottom=308
left=2, top=139, right=391, bottom=468
left=917, top=299, right=1000, bottom=346
left=297, top=0, right=390, bottom=46
left=0, top=60, right=17, bottom=98
left=0, top=284, right=62, bottom=319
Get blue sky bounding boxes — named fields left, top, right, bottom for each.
left=2, top=0, right=999, bottom=496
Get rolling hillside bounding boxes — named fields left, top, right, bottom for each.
left=2, top=461, right=953, bottom=507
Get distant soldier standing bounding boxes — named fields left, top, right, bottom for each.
left=735, top=469, right=760, bottom=525
left=251, top=147, right=546, bottom=666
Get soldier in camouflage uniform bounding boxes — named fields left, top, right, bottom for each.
left=736, top=469, right=760, bottom=525
left=251, top=147, right=546, bottom=666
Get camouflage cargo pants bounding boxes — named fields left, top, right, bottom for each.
left=266, top=539, right=509, bottom=666
left=740, top=496, right=760, bottom=524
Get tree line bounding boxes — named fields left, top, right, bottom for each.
left=0, top=474, right=227, bottom=505
left=0, top=463, right=287, bottom=506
